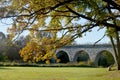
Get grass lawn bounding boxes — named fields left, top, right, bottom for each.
left=0, top=67, right=120, bottom=80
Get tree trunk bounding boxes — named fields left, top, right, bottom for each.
left=109, top=36, right=118, bottom=62
left=106, top=5, right=120, bottom=70
left=109, top=29, right=120, bottom=70
left=115, top=31, right=120, bottom=70
left=117, top=58, right=120, bottom=70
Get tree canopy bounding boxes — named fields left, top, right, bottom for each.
left=0, top=0, right=120, bottom=64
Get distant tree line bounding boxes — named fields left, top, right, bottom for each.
left=0, top=32, right=29, bottom=62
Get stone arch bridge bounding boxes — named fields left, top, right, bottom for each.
left=56, top=44, right=116, bottom=65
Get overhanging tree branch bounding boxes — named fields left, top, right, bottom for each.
left=66, top=6, right=120, bottom=31
left=103, top=0, right=120, bottom=11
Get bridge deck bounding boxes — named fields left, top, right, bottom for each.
left=61, top=44, right=112, bottom=48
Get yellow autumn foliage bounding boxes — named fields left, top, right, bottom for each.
left=19, top=33, right=57, bottom=63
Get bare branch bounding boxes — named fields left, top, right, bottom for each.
left=94, top=34, right=106, bottom=46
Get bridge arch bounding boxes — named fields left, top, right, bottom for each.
left=94, top=50, right=115, bottom=67
left=73, top=50, right=90, bottom=62
left=56, top=50, right=70, bottom=63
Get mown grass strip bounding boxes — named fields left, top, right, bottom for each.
left=0, top=67, right=120, bottom=80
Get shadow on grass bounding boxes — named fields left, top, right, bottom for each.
left=0, top=67, right=12, bottom=70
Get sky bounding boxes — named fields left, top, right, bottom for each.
left=0, top=21, right=11, bottom=34
left=0, top=22, right=110, bottom=44
left=75, top=27, right=110, bottom=44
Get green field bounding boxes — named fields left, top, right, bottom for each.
left=0, top=67, right=120, bottom=80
